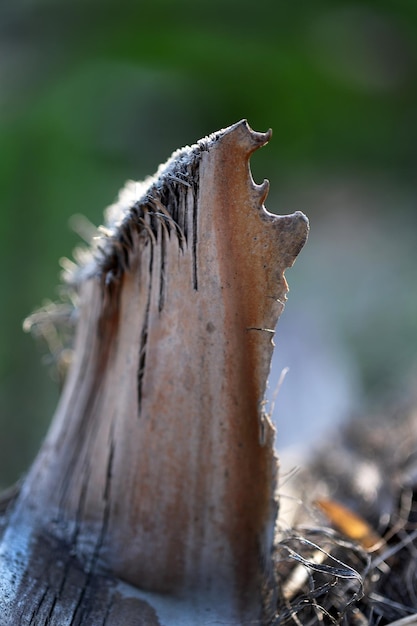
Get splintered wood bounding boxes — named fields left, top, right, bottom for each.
left=0, top=121, right=308, bottom=625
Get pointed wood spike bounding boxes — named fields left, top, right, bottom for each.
left=225, top=119, right=272, bottom=155
left=2, top=121, right=309, bottom=625
left=253, top=178, right=270, bottom=204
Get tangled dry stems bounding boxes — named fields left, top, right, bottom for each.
left=272, top=407, right=417, bottom=625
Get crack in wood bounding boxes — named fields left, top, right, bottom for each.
left=137, top=246, right=152, bottom=414
left=28, top=585, right=49, bottom=625
left=192, top=184, right=199, bottom=291
left=66, top=435, right=115, bottom=626
left=158, top=219, right=167, bottom=314
left=97, top=159, right=201, bottom=301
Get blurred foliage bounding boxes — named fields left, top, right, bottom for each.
left=0, top=0, right=416, bottom=486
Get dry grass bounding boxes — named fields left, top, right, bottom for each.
left=271, top=404, right=417, bottom=625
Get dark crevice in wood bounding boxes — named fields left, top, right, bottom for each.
left=192, top=185, right=199, bottom=291
left=38, top=465, right=91, bottom=619
left=103, top=428, right=115, bottom=504
left=117, top=232, right=130, bottom=271
left=137, top=245, right=152, bottom=414
left=158, top=222, right=166, bottom=313
left=100, top=596, right=114, bottom=626
left=67, top=456, right=114, bottom=626
left=175, top=183, right=186, bottom=241
left=43, top=552, right=77, bottom=624
left=95, top=156, right=201, bottom=301
left=28, top=585, right=49, bottom=625
left=67, top=572, right=90, bottom=625
left=0, top=505, right=161, bottom=625
left=90, top=434, right=114, bottom=567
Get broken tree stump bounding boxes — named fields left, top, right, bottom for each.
left=0, top=120, right=309, bottom=625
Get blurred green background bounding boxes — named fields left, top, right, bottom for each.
left=1, top=0, right=417, bottom=486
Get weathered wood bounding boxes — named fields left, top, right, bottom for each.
left=0, top=120, right=308, bottom=624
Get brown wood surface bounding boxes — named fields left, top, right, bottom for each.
left=0, top=121, right=308, bottom=625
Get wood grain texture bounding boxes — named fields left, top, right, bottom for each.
left=0, top=120, right=308, bottom=624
